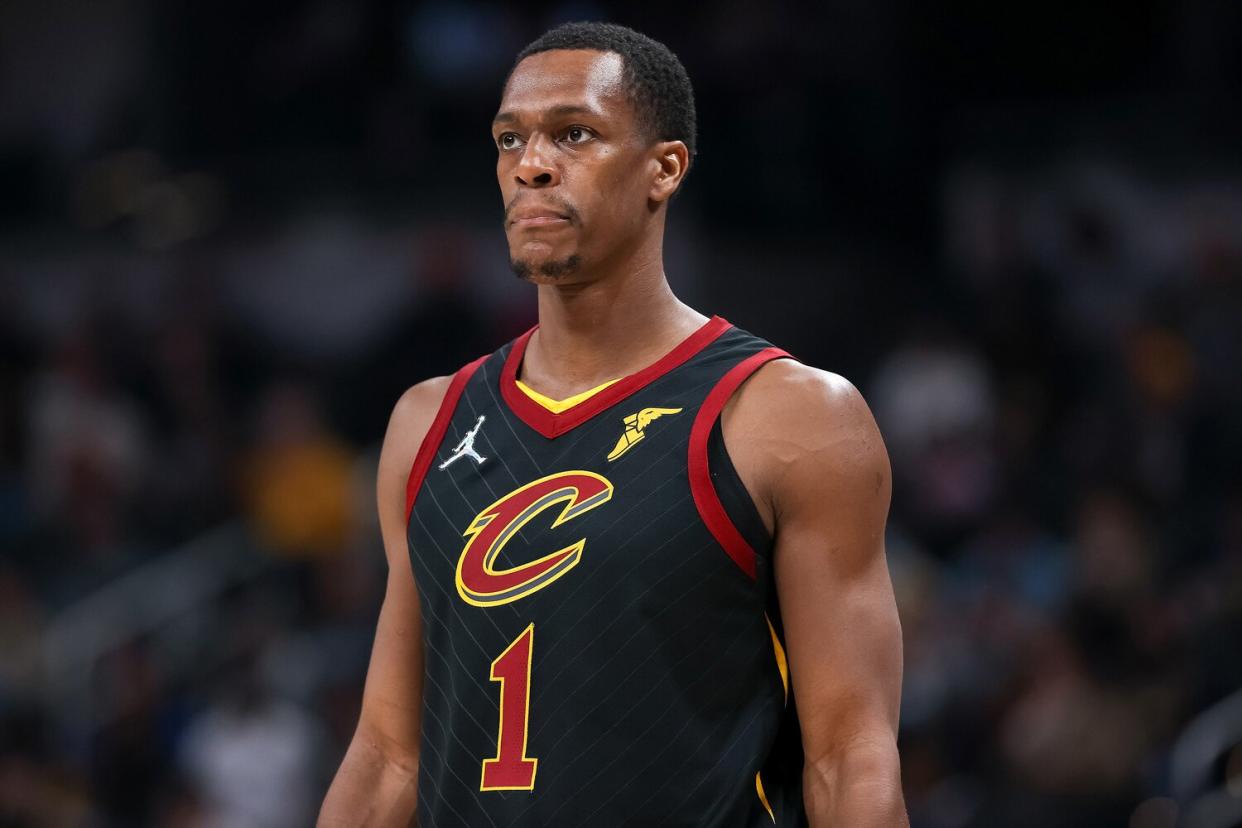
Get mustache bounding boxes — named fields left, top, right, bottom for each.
left=503, top=196, right=581, bottom=227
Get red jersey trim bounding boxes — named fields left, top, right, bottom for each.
left=405, top=355, right=489, bottom=520
left=688, top=347, right=793, bottom=580
left=500, top=315, right=733, bottom=439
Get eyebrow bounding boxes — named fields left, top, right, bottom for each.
left=492, top=104, right=598, bottom=126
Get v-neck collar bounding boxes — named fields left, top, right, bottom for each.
left=499, top=315, right=732, bottom=438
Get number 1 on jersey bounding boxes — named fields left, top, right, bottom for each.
left=481, top=623, right=538, bottom=791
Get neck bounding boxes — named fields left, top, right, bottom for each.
left=522, top=233, right=708, bottom=393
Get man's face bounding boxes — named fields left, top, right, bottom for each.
left=493, top=49, right=654, bottom=283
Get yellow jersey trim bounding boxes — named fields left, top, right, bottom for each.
left=514, top=377, right=620, bottom=414
left=754, top=614, right=788, bottom=822
left=756, top=771, right=776, bottom=822
left=765, top=612, right=789, bottom=702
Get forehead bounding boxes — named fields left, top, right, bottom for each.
left=498, top=49, right=629, bottom=120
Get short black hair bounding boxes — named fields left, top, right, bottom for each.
left=509, top=21, right=697, bottom=168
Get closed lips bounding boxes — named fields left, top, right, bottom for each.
left=510, top=207, right=570, bottom=226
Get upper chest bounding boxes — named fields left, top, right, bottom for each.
left=404, top=321, right=793, bottom=600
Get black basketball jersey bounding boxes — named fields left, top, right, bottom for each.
left=404, top=315, right=808, bottom=826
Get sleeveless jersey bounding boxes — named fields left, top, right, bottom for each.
left=405, top=315, right=808, bottom=827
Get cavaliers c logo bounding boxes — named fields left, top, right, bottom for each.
left=455, top=471, right=614, bottom=607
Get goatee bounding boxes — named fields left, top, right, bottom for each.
left=510, top=254, right=582, bottom=281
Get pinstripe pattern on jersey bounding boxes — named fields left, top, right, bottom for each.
left=407, top=320, right=808, bottom=826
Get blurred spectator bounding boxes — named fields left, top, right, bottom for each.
left=179, top=660, right=326, bottom=828
left=24, top=328, right=148, bottom=565
left=332, top=225, right=492, bottom=443
left=871, top=329, right=998, bottom=552
left=241, top=382, right=355, bottom=560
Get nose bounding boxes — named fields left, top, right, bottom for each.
left=514, top=135, right=560, bottom=188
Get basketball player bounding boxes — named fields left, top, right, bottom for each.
left=320, top=22, right=907, bottom=827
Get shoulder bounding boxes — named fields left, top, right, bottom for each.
left=729, top=358, right=865, bottom=417
left=389, top=376, right=455, bottom=439
left=377, top=347, right=496, bottom=496
left=722, top=358, right=890, bottom=525
left=377, top=375, right=455, bottom=495
left=724, top=358, right=880, bottom=454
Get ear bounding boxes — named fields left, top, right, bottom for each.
left=648, top=140, right=690, bottom=204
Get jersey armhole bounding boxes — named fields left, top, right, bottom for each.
left=687, top=347, right=794, bottom=579
left=706, top=417, right=772, bottom=561
left=404, top=355, right=488, bottom=521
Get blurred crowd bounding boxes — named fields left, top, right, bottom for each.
left=888, top=162, right=1242, bottom=827
left=3, top=1, right=1241, bottom=827
left=0, top=221, right=526, bottom=825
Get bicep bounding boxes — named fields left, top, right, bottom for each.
left=775, top=514, right=902, bottom=760
left=767, top=375, right=902, bottom=762
left=352, top=379, right=449, bottom=767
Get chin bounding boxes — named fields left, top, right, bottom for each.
left=510, top=252, right=583, bottom=282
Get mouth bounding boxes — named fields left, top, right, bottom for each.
left=512, top=215, right=571, bottom=229
left=507, top=202, right=574, bottom=229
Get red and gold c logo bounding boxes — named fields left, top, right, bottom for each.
left=455, top=471, right=614, bottom=607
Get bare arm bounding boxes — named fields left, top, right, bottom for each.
left=726, top=361, right=907, bottom=827
left=318, top=377, right=451, bottom=828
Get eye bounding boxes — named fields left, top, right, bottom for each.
left=562, top=126, right=594, bottom=144
left=498, top=132, right=525, bottom=150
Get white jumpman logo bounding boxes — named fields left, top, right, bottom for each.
left=439, top=415, right=488, bottom=470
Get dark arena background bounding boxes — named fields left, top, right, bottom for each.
left=2, top=1, right=1242, bottom=826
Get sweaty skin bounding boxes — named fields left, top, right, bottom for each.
left=319, top=46, right=907, bottom=828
